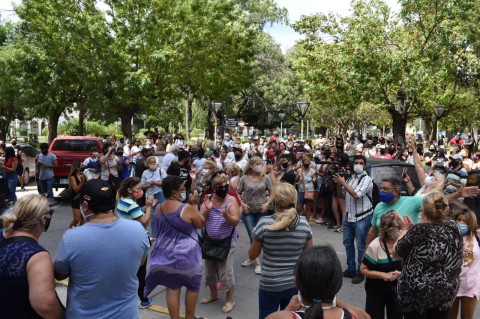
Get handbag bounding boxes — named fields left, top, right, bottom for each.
left=301, top=169, right=315, bottom=201
left=201, top=227, right=234, bottom=261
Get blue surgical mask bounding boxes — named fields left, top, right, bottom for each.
left=459, top=223, right=469, bottom=236
left=379, top=191, right=395, bottom=203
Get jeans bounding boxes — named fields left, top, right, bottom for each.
left=39, top=177, right=54, bottom=199
left=258, top=288, right=298, bottom=319
left=5, top=173, right=17, bottom=202
left=343, top=214, right=372, bottom=274
left=242, top=212, right=269, bottom=243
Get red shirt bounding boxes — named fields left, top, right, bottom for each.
left=4, top=157, right=18, bottom=174
left=449, top=137, right=464, bottom=145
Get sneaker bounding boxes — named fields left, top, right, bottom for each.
left=316, top=217, right=325, bottom=224
left=335, top=227, right=343, bottom=233
left=343, top=270, right=355, bottom=278
left=139, top=298, right=153, bottom=309
left=255, top=264, right=262, bottom=275
left=352, top=274, right=365, bottom=284
left=241, top=258, right=255, bottom=267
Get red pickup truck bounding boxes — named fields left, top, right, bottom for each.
left=36, top=136, right=104, bottom=189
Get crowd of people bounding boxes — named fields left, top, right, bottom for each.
left=1, top=128, right=480, bottom=319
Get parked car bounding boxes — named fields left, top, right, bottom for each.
left=36, top=136, right=103, bottom=189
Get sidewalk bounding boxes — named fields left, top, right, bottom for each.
left=56, top=283, right=174, bottom=319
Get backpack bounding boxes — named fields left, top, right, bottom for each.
left=358, top=174, right=380, bottom=210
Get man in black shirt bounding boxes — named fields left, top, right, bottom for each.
left=166, top=150, right=193, bottom=201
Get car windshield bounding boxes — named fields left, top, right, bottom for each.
left=51, top=140, right=98, bottom=152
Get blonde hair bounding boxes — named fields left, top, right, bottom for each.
left=211, top=174, right=228, bottom=189
left=267, top=183, right=298, bottom=231
left=243, top=156, right=265, bottom=178
left=226, top=163, right=242, bottom=177
left=202, top=160, right=216, bottom=171
left=2, top=194, right=50, bottom=232
left=422, top=191, right=449, bottom=223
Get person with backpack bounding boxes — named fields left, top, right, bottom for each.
left=333, top=155, right=375, bottom=284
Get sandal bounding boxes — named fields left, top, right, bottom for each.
left=223, top=301, right=235, bottom=313
left=200, top=296, right=219, bottom=304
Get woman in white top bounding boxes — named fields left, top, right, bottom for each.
left=141, top=156, right=167, bottom=237
left=100, top=144, right=120, bottom=181
left=296, top=154, right=317, bottom=222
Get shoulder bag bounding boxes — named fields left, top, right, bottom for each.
left=302, top=169, right=315, bottom=201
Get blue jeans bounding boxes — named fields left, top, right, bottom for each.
left=5, top=173, right=17, bottom=202
left=39, top=177, right=54, bottom=199
left=343, top=214, right=372, bottom=274
left=258, top=288, right=298, bottom=319
left=242, top=212, right=268, bottom=243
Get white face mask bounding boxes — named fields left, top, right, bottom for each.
left=92, top=152, right=99, bottom=158
left=424, top=175, right=435, bottom=186
left=353, top=164, right=364, bottom=175
left=149, top=164, right=157, bottom=171
left=253, top=164, right=263, bottom=173
left=80, top=204, right=94, bottom=222
left=202, top=169, right=209, bottom=175
left=180, top=192, right=187, bottom=202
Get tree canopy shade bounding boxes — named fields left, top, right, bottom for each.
left=291, top=0, right=480, bottom=144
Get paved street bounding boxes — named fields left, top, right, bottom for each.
left=13, top=182, right=480, bottom=319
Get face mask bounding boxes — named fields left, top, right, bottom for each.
left=80, top=204, right=94, bottom=222
left=43, top=217, right=51, bottom=232
left=391, top=229, right=401, bottom=240
left=41, top=150, right=48, bottom=155
left=379, top=191, right=395, bottom=203
left=133, top=190, right=144, bottom=200
left=180, top=191, right=187, bottom=202
left=303, top=163, right=310, bottom=168
left=459, top=223, right=469, bottom=236
left=424, top=175, right=434, bottom=186
left=215, top=185, right=229, bottom=198
left=253, top=164, right=263, bottom=173
left=149, top=164, right=157, bottom=171
left=234, top=153, right=242, bottom=161
left=202, top=169, right=210, bottom=175
left=12, top=141, right=16, bottom=146
left=353, top=164, right=364, bottom=175
left=473, top=156, right=478, bottom=161
left=403, top=152, right=408, bottom=156
left=92, top=152, right=99, bottom=158
left=281, top=162, right=289, bottom=170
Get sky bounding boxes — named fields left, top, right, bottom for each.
left=0, top=0, right=400, bottom=50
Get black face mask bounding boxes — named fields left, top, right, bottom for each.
left=303, top=163, right=310, bottom=168
left=380, top=149, right=386, bottom=155
left=43, top=217, right=51, bottom=232
left=234, top=153, right=242, bottom=161
left=281, top=162, right=289, bottom=170
left=41, top=150, right=48, bottom=155
left=12, top=142, right=16, bottom=146
left=215, top=184, right=229, bottom=198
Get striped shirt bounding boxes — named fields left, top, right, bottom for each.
left=344, top=172, right=373, bottom=222
left=254, top=215, right=312, bottom=292
left=116, top=197, right=143, bottom=220
left=205, top=196, right=238, bottom=243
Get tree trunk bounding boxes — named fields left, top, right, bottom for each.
left=206, top=107, right=214, bottom=140
left=47, top=113, right=61, bottom=143
left=424, top=115, right=438, bottom=144
left=185, top=96, right=193, bottom=141
left=389, top=109, right=407, bottom=146
left=78, top=102, right=85, bottom=136
left=120, top=114, right=133, bottom=140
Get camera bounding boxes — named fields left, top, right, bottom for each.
left=326, top=163, right=350, bottom=179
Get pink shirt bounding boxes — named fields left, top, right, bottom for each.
left=457, top=236, right=480, bottom=298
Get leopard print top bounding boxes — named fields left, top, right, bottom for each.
left=396, top=220, right=462, bottom=313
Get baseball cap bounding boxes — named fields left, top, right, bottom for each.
left=451, top=154, right=464, bottom=161
left=81, top=180, right=116, bottom=213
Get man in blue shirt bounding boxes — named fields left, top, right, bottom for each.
left=54, top=180, right=149, bottom=319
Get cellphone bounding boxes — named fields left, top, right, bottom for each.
left=401, top=167, right=408, bottom=179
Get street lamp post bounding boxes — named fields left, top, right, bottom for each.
left=278, top=112, right=286, bottom=140
left=212, top=101, right=223, bottom=146
left=296, top=102, right=310, bottom=141
left=433, top=104, right=446, bottom=143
